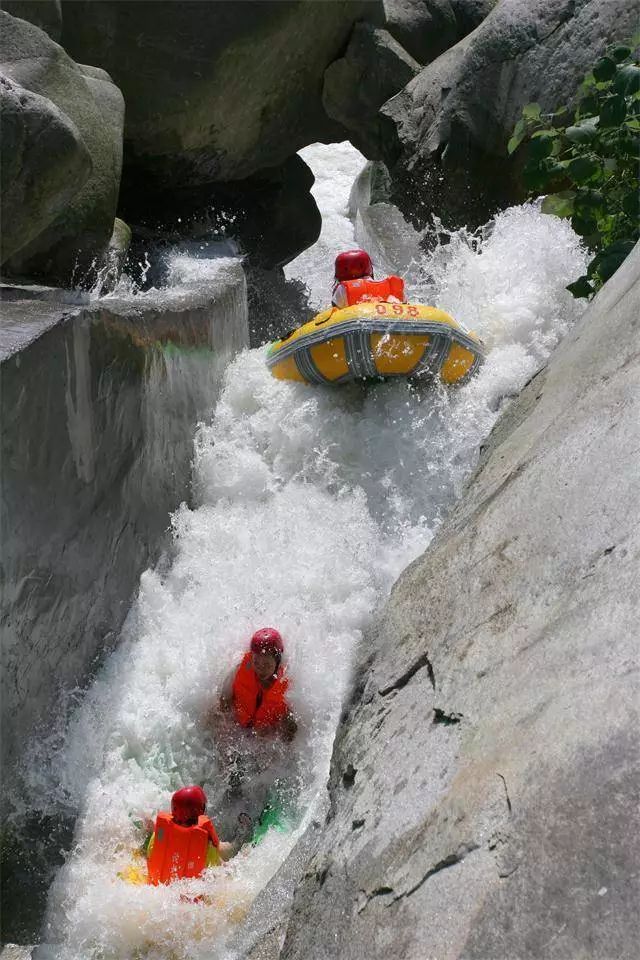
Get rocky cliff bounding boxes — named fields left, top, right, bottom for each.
left=276, top=244, right=640, bottom=959
left=1, top=267, right=248, bottom=778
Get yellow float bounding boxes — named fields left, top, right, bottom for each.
left=266, top=301, right=484, bottom=386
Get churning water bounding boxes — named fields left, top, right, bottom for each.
left=24, top=143, right=587, bottom=958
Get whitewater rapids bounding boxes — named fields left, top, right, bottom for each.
left=27, top=143, right=587, bottom=959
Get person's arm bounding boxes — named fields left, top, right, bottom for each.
left=217, top=813, right=253, bottom=861
left=217, top=841, right=236, bottom=862
left=332, top=282, right=348, bottom=308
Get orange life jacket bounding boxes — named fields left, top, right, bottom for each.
left=232, top=652, right=290, bottom=729
left=146, top=812, right=219, bottom=886
left=341, top=276, right=405, bottom=306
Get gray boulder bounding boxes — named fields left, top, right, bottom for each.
left=0, top=75, right=91, bottom=264
left=279, top=242, right=640, bottom=958
left=449, top=0, right=498, bottom=36
left=348, top=161, right=424, bottom=273
left=382, top=0, right=496, bottom=64
left=59, top=0, right=377, bottom=188
left=382, top=0, right=639, bottom=230
left=323, top=23, right=420, bottom=159
left=121, top=153, right=321, bottom=272
left=1, top=12, right=123, bottom=285
left=56, top=0, right=380, bottom=266
left=0, top=0, right=62, bottom=41
left=382, top=0, right=459, bottom=63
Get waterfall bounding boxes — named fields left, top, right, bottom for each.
left=19, top=144, right=588, bottom=959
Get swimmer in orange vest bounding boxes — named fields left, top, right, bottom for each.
left=219, top=628, right=297, bottom=742
left=146, top=785, right=249, bottom=885
left=332, top=249, right=406, bottom=308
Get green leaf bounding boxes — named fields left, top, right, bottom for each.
left=622, top=190, right=640, bottom=218
left=508, top=117, right=528, bottom=154
left=523, top=161, right=549, bottom=191
left=593, top=240, right=635, bottom=281
left=567, top=156, right=600, bottom=183
left=541, top=192, right=575, bottom=218
left=580, top=71, right=596, bottom=92
left=566, top=276, right=594, bottom=298
left=577, top=94, right=600, bottom=117
left=611, top=45, right=632, bottom=63
left=603, top=157, right=618, bottom=173
left=522, top=102, right=542, bottom=120
left=593, top=57, right=617, bottom=82
left=528, top=134, right=555, bottom=160
left=566, top=117, right=599, bottom=143
left=599, top=95, right=627, bottom=127
left=575, top=188, right=604, bottom=209
left=614, top=64, right=640, bottom=95
left=571, top=213, right=598, bottom=237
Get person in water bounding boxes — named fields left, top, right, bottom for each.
left=145, top=785, right=249, bottom=885
left=219, top=628, right=297, bottom=742
left=332, top=249, right=406, bottom=308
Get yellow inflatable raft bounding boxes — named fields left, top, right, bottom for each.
left=266, top=301, right=484, bottom=386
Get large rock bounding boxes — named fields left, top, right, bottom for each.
left=0, top=264, right=248, bottom=940
left=0, top=12, right=123, bottom=285
left=382, top=0, right=458, bottom=63
left=382, top=0, right=639, bottom=230
left=55, top=0, right=380, bottom=266
left=0, top=75, right=91, bottom=263
left=279, top=243, right=640, bottom=960
left=348, top=160, right=423, bottom=273
left=121, top=153, right=321, bottom=271
left=382, top=0, right=496, bottom=64
left=59, top=0, right=377, bottom=188
left=0, top=0, right=62, bottom=41
left=323, top=23, right=420, bottom=159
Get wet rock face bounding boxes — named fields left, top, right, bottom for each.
left=279, top=246, right=640, bottom=959
left=382, top=0, right=639, bottom=230
left=0, top=267, right=248, bottom=781
left=0, top=12, right=124, bottom=285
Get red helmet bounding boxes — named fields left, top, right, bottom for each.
left=250, top=627, right=284, bottom=656
left=334, top=249, right=373, bottom=282
left=171, top=785, right=206, bottom=825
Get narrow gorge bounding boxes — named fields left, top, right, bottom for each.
left=1, top=3, right=638, bottom=959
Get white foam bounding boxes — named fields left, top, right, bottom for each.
left=31, top=144, right=587, bottom=958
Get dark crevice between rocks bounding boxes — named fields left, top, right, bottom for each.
left=432, top=708, right=463, bottom=726
left=352, top=818, right=365, bottom=831
left=378, top=651, right=435, bottom=697
left=497, top=773, right=513, bottom=815
left=389, top=844, right=480, bottom=905
left=342, top=763, right=357, bottom=789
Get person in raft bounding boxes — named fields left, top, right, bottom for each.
left=145, top=784, right=250, bottom=885
left=219, top=627, right=297, bottom=742
left=332, top=249, right=406, bottom=308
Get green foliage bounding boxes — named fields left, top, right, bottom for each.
left=509, top=39, right=640, bottom=298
